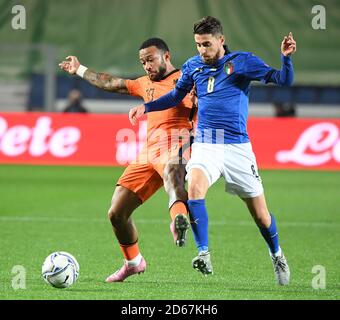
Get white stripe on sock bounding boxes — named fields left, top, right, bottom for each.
left=126, top=253, right=142, bottom=266
left=273, top=247, right=282, bottom=257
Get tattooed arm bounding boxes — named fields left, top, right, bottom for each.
left=59, top=55, right=129, bottom=94
left=83, top=69, right=128, bottom=94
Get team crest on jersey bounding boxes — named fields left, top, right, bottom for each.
left=224, top=61, right=234, bottom=75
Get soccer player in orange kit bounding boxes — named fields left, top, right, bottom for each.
left=59, top=38, right=196, bottom=282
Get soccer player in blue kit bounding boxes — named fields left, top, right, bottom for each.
left=129, top=16, right=296, bottom=285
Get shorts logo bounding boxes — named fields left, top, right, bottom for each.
left=251, top=164, right=260, bottom=181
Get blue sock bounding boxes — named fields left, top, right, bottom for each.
left=259, top=213, right=280, bottom=254
left=187, top=199, right=209, bottom=253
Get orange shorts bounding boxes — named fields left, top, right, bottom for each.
left=117, top=133, right=193, bottom=203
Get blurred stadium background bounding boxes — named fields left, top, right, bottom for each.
left=0, top=0, right=340, bottom=116
left=1, top=0, right=340, bottom=301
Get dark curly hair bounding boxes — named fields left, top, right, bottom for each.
left=139, top=38, right=170, bottom=53
left=193, top=16, right=223, bottom=35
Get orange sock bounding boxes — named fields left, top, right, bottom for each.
left=170, top=201, right=188, bottom=221
left=119, top=242, right=140, bottom=261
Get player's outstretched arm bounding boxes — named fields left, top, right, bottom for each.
left=129, top=85, right=196, bottom=125
left=59, top=56, right=128, bottom=94
left=144, top=88, right=187, bottom=113
left=273, top=32, right=296, bottom=86
left=257, top=32, right=296, bottom=86
left=281, top=32, right=297, bottom=57
left=129, top=86, right=191, bottom=124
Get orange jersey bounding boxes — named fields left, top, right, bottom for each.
left=125, top=70, right=195, bottom=138
left=118, top=70, right=195, bottom=203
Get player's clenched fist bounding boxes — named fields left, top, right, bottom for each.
left=129, top=104, right=145, bottom=126
left=59, top=56, right=81, bottom=74
left=281, top=32, right=296, bottom=57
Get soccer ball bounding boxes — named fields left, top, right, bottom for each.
left=42, top=251, right=79, bottom=288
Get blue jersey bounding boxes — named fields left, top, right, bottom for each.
left=144, top=51, right=294, bottom=144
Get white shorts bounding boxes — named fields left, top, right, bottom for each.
left=186, top=142, right=264, bottom=198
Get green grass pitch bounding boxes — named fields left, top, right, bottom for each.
left=0, top=165, right=339, bottom=300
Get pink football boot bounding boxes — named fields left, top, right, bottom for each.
left=105, top=257, right=146, bottom=282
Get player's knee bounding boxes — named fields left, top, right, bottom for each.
left=253, top=209, right=271, bottom=228
left=107, top=206, right=116, bottom=223
left=187, top=169, right=209, bottom=199
left=107, top=206, right=125, bottom=226
left=188, top=183, right=206, bottom=199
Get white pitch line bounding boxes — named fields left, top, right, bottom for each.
left=0, top=216, right=339, bottom=228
